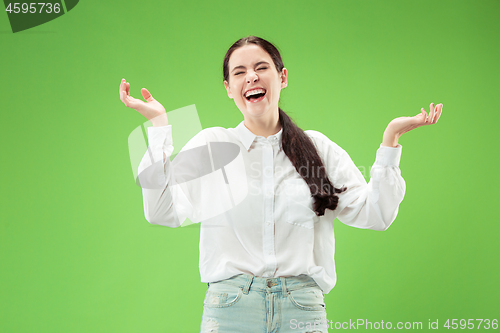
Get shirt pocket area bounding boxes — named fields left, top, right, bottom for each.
left=284, top=178, right=319, bottom=229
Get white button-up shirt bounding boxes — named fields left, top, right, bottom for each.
left=138, top=121, right=406, bottom=294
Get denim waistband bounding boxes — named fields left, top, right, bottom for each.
left=208, top=274, right=320, bottom=295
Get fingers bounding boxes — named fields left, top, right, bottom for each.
left=120, top=78, right=130, bottom=95
left=120, top=90, right=131, bottom=107
left=119, top=79, right=127, bottom=104
left=427, top=102, right=435, bottom=123
left=119, top=78, right=139, bottom=108
left=119, top=78, right=136, bottom=107
left=421, top=108, right=428, bottom=122
left=141, top=88, right=154, bottom=102
left=432, top=103, right=443, bottom=123
left=119, top=79, right=157, bottom=112
left=120, top=78, right=129, bottom=97
left=423, top=103, right=443, bottom=124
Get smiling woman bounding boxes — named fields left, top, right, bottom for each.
left=119, top=35, right=443, bottom=333
left=222, top=38, right=347, bottom=217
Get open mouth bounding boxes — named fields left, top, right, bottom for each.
left=245, top=89, right=266, bottom=103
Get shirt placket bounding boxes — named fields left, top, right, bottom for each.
left=262, top=139, right=277, bottom=278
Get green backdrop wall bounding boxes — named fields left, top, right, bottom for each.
left=1, top=0, right=499, bottom=332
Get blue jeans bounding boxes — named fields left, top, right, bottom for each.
left=200, top=274, right=328, bottom=333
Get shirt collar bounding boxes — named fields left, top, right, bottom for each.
left=235, top=121, right=283, bottom=151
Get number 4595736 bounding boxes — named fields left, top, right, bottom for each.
left=444, top=319, right=498, bottom=329
left=5, top=3, right=61, bottom=14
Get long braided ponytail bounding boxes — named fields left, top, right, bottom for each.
left=223, top=36, right=346, bottom=216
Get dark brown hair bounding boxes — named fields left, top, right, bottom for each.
left=223, top=36, right=346, bottom=216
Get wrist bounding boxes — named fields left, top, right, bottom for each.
left=151, top=113, right=169, bottom=127
left=381, top=128, right=400, bottom=148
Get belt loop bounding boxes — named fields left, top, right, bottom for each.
left=243, top=275, right=254, bottom=295
left=280, top=277, right=289, bottom=297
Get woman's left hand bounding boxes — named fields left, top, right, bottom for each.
left=382, top=102, right=443, bottom=147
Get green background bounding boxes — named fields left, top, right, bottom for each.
left=1, top=0, right=499, bottom=332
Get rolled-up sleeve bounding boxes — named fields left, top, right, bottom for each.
left=333, top=144, right=406, bottom=231
left=137, top=125, right=192, bottom=227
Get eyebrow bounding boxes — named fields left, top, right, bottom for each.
left=231, top=61, right=270, bottom=73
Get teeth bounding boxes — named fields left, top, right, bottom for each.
left=245, top=88, right=266, bottom=98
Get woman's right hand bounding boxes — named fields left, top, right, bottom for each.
left=119, top=78, right=169, bottom=126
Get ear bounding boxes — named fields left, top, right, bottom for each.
left=224, top=80, right=233, bottom=99
left=280, top=68, right=288, bottom=89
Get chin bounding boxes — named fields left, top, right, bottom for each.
left=246, top=106, right=270, bottom=117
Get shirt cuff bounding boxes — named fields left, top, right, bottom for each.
left=375, top=143, right=402, bottom=167
left=147, top=125, right=174, bottom=157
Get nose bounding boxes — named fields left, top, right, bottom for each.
left=246, top=71, right=258, bottom=83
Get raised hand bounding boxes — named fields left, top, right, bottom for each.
left=119, top=78, right=168, bottom=126
left=382, top=102, right=443, bottom=147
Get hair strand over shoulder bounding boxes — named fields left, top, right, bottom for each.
left=223, top=35, right=346, bottom=216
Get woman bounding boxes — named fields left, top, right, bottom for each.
left=119, top=36, right=442, bottom=333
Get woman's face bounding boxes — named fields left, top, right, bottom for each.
left=224, top=44, right=287, bottom=123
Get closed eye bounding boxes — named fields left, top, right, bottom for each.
left=234, top=67, right=267, bottom=76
